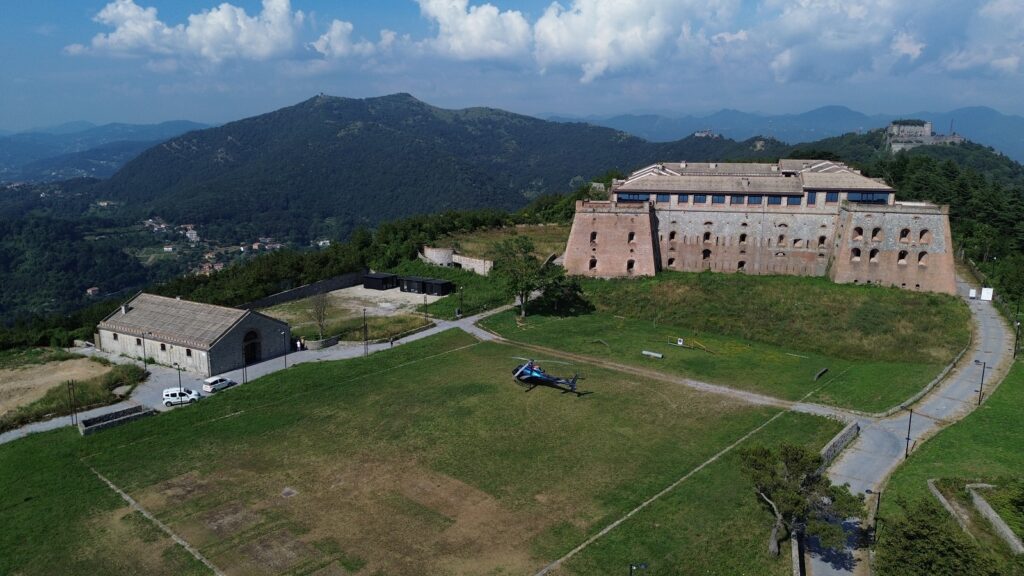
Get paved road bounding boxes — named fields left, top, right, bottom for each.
left=808, top=275, right=1014, bottom=575
left=0, top=307, right=507, bottom=446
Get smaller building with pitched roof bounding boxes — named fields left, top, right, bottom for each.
left=97, top=293, right=290, bottom=377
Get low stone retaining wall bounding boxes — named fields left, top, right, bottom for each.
left=967, top=484, right=1024, bottom=554
left=818, top=420, right=860, bottom=474
left=305, top=336, right=339, bottom=350
left=78, top=405, right=156, bottom=436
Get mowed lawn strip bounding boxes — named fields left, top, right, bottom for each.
left=73, top=329, right=806, bottom=575
left=556, top=411, right=844, bottom=576
left=481, top=311, right=942, bottom=412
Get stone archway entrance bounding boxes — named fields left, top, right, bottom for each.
left=243, top=330, right=261, bottom=365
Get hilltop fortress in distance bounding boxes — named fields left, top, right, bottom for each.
left=563, top=159, right=956, bottom=295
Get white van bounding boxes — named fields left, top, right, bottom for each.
left=202, top=376, right=237, bottom=393
left=162, top=388, right=202, bottom=407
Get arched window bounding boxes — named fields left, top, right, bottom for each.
left=869, top=249, right=879, bottom=263
left=626, top=259, right=635, bottom=272
left=851, top=248, right=861, bottom=261
left=919, top=229, right=931, bottom=243
left=667, top=257, right=675, bottom=267
left=737, top=260, right=746, bottom=271
left=778, top=223, right=788, bottom=228
left=703, top=231, right=712, bottom=243
left=704, top=221, right=713, bottom=226
left=917, top=251, right=927, bottom=266
left=899, top=228, right=910, bottom=242
left=793, top=238, right=804, bottom=248
left=739, top=233, right=747, bottom=245
left=775, top=252, right=786, bottom=257
left=898, top=250, right=908, bottom=265
left=669, top=231, right=677, bottom=241
left=589, top=257, right=597, bottom=270
left=741, top=222, right=749, bottom=228
left=818, top=235, right=826, bottom=248
left=777, top=234, right=786, bottom=245
left=627, top=231, right=635, bottom=243
left=853, top=227, right=863, bottom=241
left=871, top=227, right=882, bottom=241
left=702, top=249, right=712, bottom=260
left=590, top=231, right=597, bottom=243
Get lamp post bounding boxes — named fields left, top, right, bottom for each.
left=975, top=360, right=987, bottom=406
left=141, top=331, right=151, bottom=370
left=281, top=330, right=288, bottom=368
left=458, top=285, right=464, bottom=319
left=904, top=408, right=914, bottom=459
left=173, top=362, right=182, bottom=398
left=242, top=344, right=248, bottom=385
left=362, top=308, right=368, bottom=357
left=1014, top=299, right=1020, bottom=358
left=423, top=292, right=428, bottom=322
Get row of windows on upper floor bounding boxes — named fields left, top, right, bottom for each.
left=850, top=248, right=930, bottom=266
left=851, top=226, right=931, bottom=243
left=110, top=332, right=193, bottom=357
left=616, top=191, right=890, bottom=206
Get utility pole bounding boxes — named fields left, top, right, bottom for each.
left=141, top=332, right=149, bottom=371
left=66, top=381, right=78, bottom=425
left=174, top=363, right=182, bottom=397
left=281, top=330, right=288, bottom=368
left=363, top=308, right=369, bottom=357
left=423, top=293, right=428, bottom=322
left=975, top=360, right=987, bottom=405
left=905, top=408, right=913, bottom=459
left=1014, top=299, right=1020, bottom=358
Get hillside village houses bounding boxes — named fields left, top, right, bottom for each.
left=96, top=293, right=290, bottom=377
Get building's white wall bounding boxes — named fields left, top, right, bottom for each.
left=97, top=329, right=210, bottom=376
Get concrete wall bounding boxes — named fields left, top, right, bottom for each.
left=422, top=246, right=455, bottom=266
left=829, top=203, right=956, bottom=294
left=208, top=313, right=291, bottom=376
left=451, top=254, right=493, bottom=275
left=563, top=200, right=658, bottom=278
left=239, top=271, right=363, bottom=310
left=98, top=329, right=212, bottom=375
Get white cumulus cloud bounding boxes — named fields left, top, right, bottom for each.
left=311, top=20, right=395, bottom=58
left=66, top=0, right=304, bottom=64
left=417, top=0, right=531, bottom=60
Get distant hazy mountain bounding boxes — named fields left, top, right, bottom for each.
left=0, top=120, right=208, bottom=181
left=96, top=93, right=788, bottom=241
left=549, top=106, right=1024, bottom=163
left=17, top=140, right=159, bottom=182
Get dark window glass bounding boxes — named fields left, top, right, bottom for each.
left=693, top=194, right=707, bottom=204
left=768, top=196, right=783, bottom=205
left=847, top=192, right=889, bottom=204
left=747, top=195, right=762, bottom=205
left=825, top=191, right=840, bottom=202
left=787, top=196, right=801, bottom=206
left=617, top=193, right=650, bottom=202
left=712, top=194, right=726, bottom=204
left=677, top=194, right=689, bottom=203
left=730, top=195, right=744, bottom=205
left=656, top=193, right=670, bottom=203
left=807, top=192, right=817, bottom=205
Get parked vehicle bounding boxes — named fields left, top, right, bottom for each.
left=202, top=376, right=237, bottom=393
left=162, top=388, right=202, bottom=407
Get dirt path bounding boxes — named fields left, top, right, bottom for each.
left=0, top=358, right=109, bottom=417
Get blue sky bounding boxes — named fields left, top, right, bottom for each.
left=2, top=0, right=1023, bottom=130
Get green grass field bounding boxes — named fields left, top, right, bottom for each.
left=481, top=311, right=944, bottom=413
left=435, top=224, right=570, bottom=259
left=878, top=362, right=1024, bottom=572
left=479, top=271, right=971, bottom=412
left=0, top=329, right=841, bottom=576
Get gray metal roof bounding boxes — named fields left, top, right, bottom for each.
left=618, top=160, right=892, bottom=194
left=617, top=174, right=804, bottom=194
left=98, top=293, right=277, bottom=350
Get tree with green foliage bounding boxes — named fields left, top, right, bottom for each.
left=489, top=236, right=558, bottom=317
left=738, top=443, right=863, bottom=556
left=875, top=499, right=1001, bottom=576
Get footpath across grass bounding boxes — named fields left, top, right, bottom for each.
left=1, top=329, right=841, bottom=575
left=878, top=362, right=1024, bottom=573
left=481, top=310, right=943, bottom=412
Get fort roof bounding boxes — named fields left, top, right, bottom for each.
left=617, top=160, right=892, bottom=194
left=617, top=174, right=803, bottom=194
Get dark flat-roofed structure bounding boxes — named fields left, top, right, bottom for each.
left=398, top=276, right=454, bottom=296
left=363, top=272, right=399, bottom=291
left=97, top=293, right=290, bottom=377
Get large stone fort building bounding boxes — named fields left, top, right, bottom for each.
left=564, top=160, right=956, bottom=294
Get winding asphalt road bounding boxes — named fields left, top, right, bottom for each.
left=808, top=275, right=1014, bottom=575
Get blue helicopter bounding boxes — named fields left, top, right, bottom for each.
left=511, top=357, right=590, bottom=397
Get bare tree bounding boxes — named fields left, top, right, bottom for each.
left=310, top=292, right=329, bottom=340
